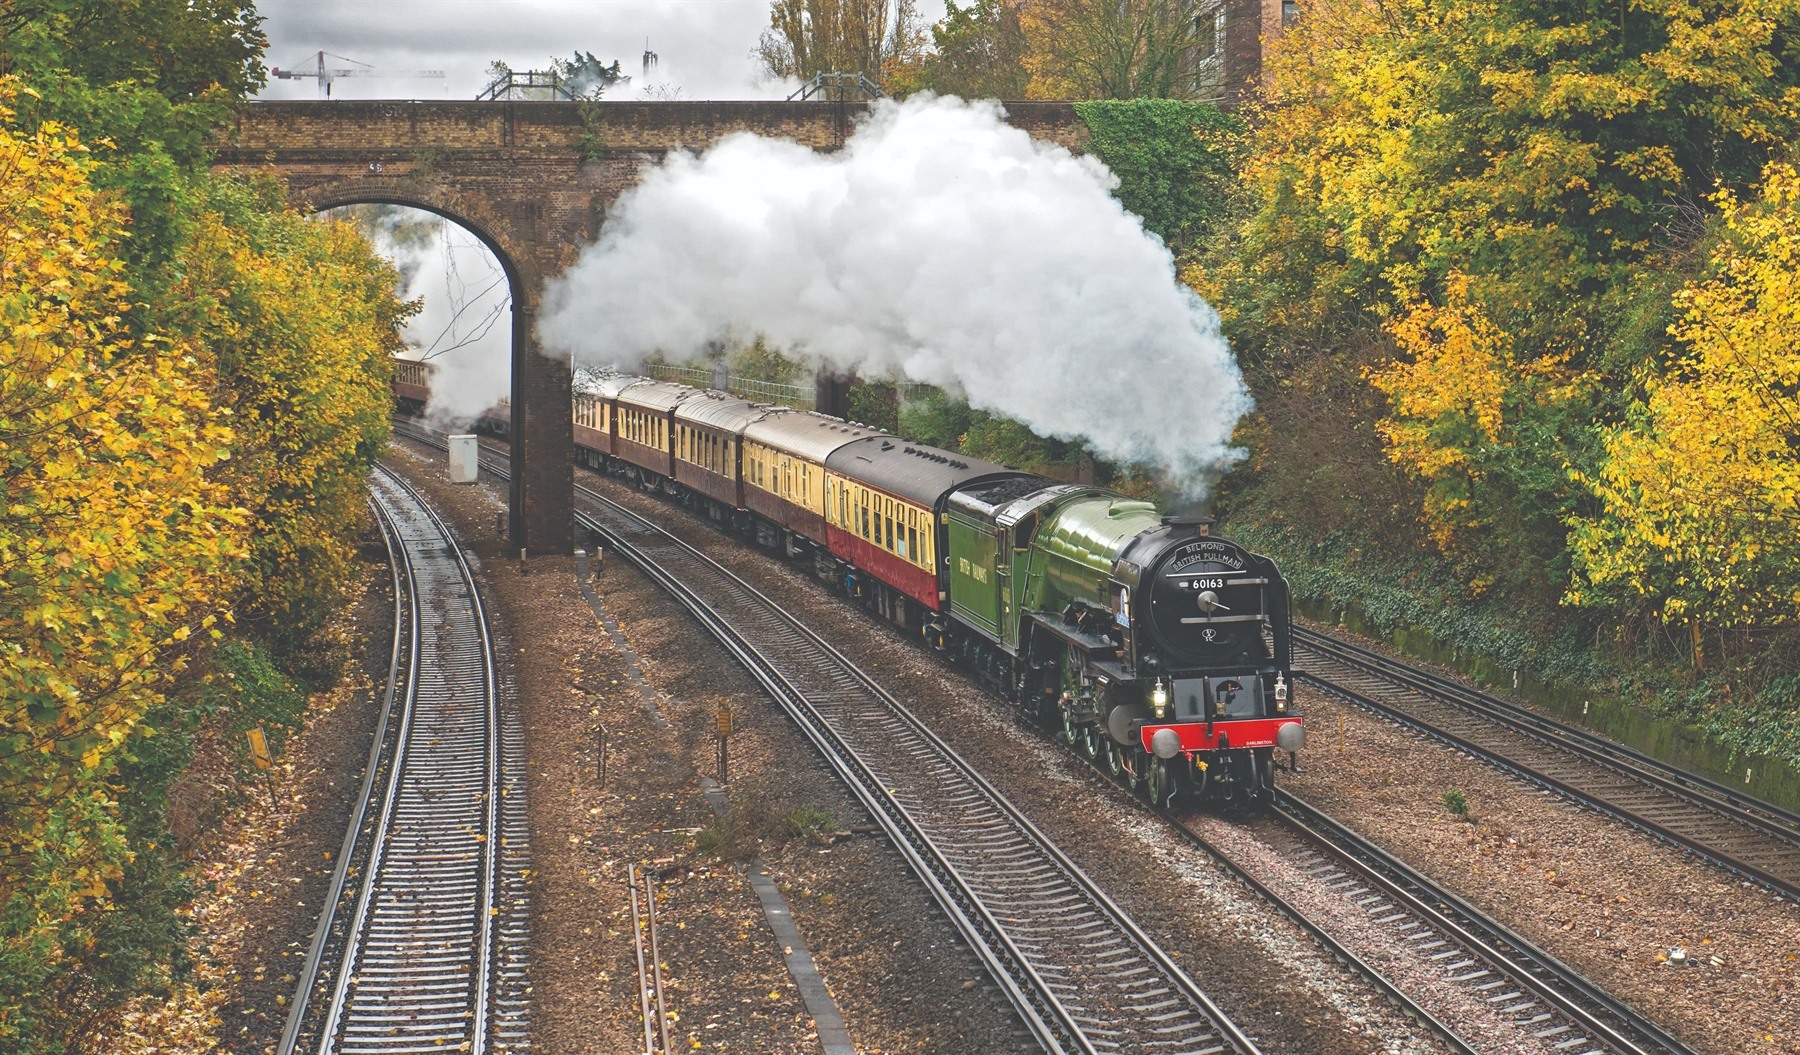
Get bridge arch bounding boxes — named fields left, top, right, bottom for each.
left=215, top=99, right=1088, bottom=554
left=292, top=175, right=563, bottom=553
left=300, top=177, right=536, bottom=304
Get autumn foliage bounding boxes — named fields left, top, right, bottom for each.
left=1205, top=0, right=1800, bottom=762
left=0, top=63, right=407, bottom=1050
left=1569, top=162, right=1800, bottom=627
left=0, top=97, right=248, bottom=1041
left=167, top=179, right=409, bottom=646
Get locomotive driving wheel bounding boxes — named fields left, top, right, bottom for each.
left=1103, top=739, right=1125, bottom=778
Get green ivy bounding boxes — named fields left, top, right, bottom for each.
left=1072, top=99, right=1245, bottom=252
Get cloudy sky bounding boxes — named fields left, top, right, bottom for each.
left=254, top=0, right=932, bottom=102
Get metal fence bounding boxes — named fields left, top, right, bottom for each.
left=645, top=363, right=816, bottom=411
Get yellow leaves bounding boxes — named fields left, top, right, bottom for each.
left=1569, top=159, right=1800, bottom=625
left=1367, top=273, right=1580, bottom=551
left=1, top=83, right=247, bottom=928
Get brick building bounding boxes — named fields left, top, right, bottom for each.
left=1192, top=0, right=1298, bottom=107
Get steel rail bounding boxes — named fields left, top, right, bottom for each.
left=574, top=495, right=1261, bottom=1055
left=280, top=464, right=506, bottom=1054
left=1271, top=792, right=1692, bottom=1055
left=629, top=864, right=658, bottom=1055
left=278, top=490, right=413, bottom=1055
left=630, top=864, right=674, bottom=1055
left=397, top=420, right=1698, bottom=1054
left=1293, top=628, right=1800, bottom=899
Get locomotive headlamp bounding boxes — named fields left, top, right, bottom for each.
left=1151, top=680, right=1169, bottom=719
left=1274, top=673, right=1289, bottom=713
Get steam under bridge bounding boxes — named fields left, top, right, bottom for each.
left=213, top=99, right=1088, bottom=552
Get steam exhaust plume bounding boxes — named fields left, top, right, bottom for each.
left=539, top=94, right=1250, bottom=496
left=346, top=206, right=514, bottom=428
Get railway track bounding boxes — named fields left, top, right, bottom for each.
left=395, top=420, right=1263, bottom=1052
left=1293, top=627, right=1800, bottom=900
left=559, top=458, right=1693, bottom=1055
left=278, top=465, right=531, bottom=1055
left=573, top=489, right=1260, bottom=1055
left=391, top=422, right=1702, bottom=1053
left=629, top=864, right=674, bottom=1055
left=1217, top=794, right=1691, bottom=1055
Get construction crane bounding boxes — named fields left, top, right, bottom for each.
left=269, top=51, right=447, bottom=98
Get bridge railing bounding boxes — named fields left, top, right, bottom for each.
left=645, top=362, right=816, bottom=411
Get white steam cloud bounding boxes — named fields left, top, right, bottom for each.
left=344, top=206, right=513, bottom=428
left=539, top=94, right=1249, bottom=495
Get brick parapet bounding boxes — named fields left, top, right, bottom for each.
left=220, top=99, right=1086, bottom=156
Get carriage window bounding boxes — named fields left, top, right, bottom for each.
left=908, top=525, right=918, bottom=563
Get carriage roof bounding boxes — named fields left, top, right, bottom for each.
left=674, top=390, right=771, bottom=432
left=825, top=436, right=1035, bottom=509
left=743, top=411, right=886, bottom=463
left=614, top=379, right=698, bottom=414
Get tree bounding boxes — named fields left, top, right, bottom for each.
left=164, top=176, right=413, bottom=650
left=1367, top=274, right=1585, bottom=580
left=1217, top=0, right=1800, bottom=597
left=0, top=0, right=266, bottom=101
left=1568, top=160, right=1800, bottom=629
left=756, top=0, right=925, bottom=84
left=485, top=52, right=628, bottom=100
left=911, top=0, right=1030, bottom=99
left=1236, top=0, right=1800, bottom=349
left=1017, top=0, right=1205, bottom=100
left=0, top=94, right=246, bottom=1050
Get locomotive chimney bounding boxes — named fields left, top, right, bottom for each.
left=1161, top=515, right=1214, bottom=537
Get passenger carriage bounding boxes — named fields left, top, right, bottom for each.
left=672, top=391, right=766, bottom=521
left=612, top=379, right=694, bottom=489
left=823, top=437, right=1030, bottom=629
left=393, top=358, right=432, bottom=412
left=576, top=374, right=651, bottom=468
left=572, top=374, right=619, bottom=464
left=742, top=413, right=884, bottom=557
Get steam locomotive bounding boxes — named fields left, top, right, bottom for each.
left=394, top=359, right=1304, bottom=803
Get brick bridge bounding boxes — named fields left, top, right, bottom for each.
left=212, top=100, right=1088, bottom=553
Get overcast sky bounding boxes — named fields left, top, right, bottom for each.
left=253, top=0, right=938, bottom=103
